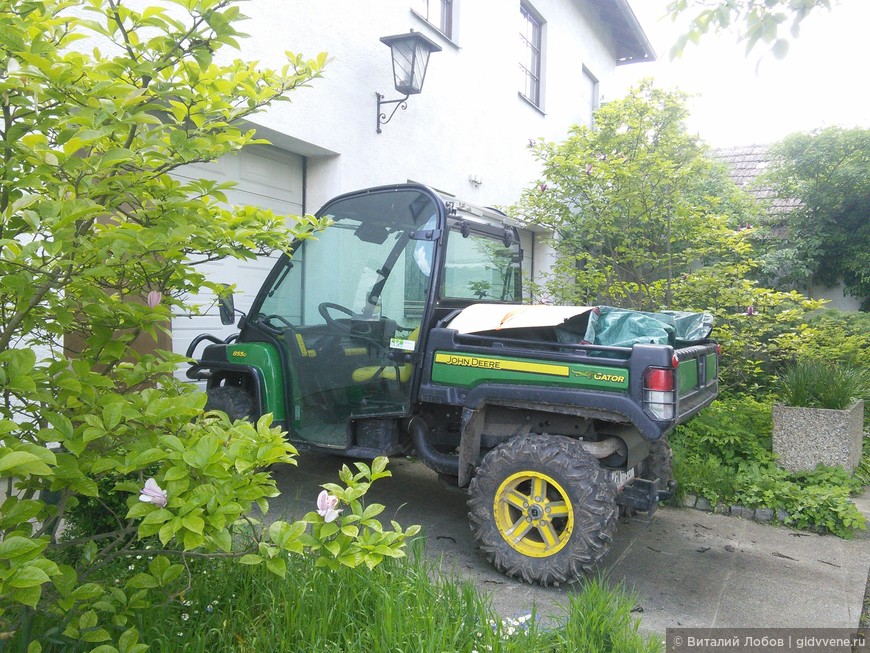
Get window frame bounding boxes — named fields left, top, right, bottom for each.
left=582, top=65, right=600, bottom=127
left=411, top=0, right=454, bottom=39
left=519, top=2, right=544, bottom=108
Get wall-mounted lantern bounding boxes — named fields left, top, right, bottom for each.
left=376, top=30, right=441, bottom=134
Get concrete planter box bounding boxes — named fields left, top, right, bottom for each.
left=772, top=400, right=864, bottom=473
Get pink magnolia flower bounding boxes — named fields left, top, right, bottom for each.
left=147, top=290, right=162, bottom=308
left=745, top=306, right=755, bottom=316
left=139, top=478, right=168, bottom=507
left=316, top=490, right=341, bottom=523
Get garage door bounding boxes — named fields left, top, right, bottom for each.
left=171, top=145, right=304, bottom=373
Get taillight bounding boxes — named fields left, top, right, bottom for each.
left=647, top=368, right=674, bottom=391
left=644, top=367, right=676, bottom=420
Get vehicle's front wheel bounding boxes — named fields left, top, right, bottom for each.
left=205, top=386, right=255, bottom=422
left=467, top=434, right=618, bottom=586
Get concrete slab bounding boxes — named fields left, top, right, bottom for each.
left=266, top=452, right=870, bottom=637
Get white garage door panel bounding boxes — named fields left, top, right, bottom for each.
left=171, top=146, right=303, bottom=378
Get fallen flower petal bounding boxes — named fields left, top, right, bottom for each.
left=139, top=477, right=168, bottom=507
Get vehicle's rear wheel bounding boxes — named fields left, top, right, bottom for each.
left=467, top=434, right=618, bottom=586
left=205, top=386, right=255, bottom=422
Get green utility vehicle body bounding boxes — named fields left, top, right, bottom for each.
left=188, top=183, right=719, bottom=585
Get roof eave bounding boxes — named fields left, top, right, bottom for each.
left=591, top=0, right=657, bottom=66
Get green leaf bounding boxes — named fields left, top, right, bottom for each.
left=183, top=529, right=204, bottom=549
left=0, top=536, right=48, bottom=561
left=11, top=585, right=42, bottom=608
left=265, top=556, right=286, bottom=577
left=163, top=465, right=187, bottom=481
left=212, top=530, right=232, bottom=552
left=8, top=565, right=52, bottom=588
left=0, top=451, right=53, bottom=476
left=182, top=513, right=204, bottom=534
left=125, top=573, right=159, bottom=589
left=239, top=554, right=262, bottom=565
left=71, top=583, right=104, bottom=601
left=102, top=403, right=123, bottom=430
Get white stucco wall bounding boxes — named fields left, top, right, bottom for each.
left=810, top=284, right=863, bottom=312
left=62, top=1, right=648, bottom=297
left=227, top=1, right=626, bottom=212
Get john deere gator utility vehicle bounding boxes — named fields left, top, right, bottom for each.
left=187, top=183, right=720, bottom=585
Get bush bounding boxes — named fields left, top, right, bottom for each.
left=671, top=395, right=866, bottom=537
left=670, top=257, right=825, bottom=394
left=802, top=309, right=870, bottom=368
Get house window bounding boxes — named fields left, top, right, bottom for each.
left=582, top=66, right=599, bottom=127
left=519, top=3, right=543, bottom=107
left=412, top=0, right=453, bottom=38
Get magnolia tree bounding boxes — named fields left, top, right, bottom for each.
left=511, top=81, right=824, bottom=393
left=0, top=1, right=417, bottom=650
left=513, top=81, right=756, bottom=311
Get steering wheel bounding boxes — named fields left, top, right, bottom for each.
left=318, top=302, right=355, bottom=331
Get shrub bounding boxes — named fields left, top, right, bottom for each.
left=671, top=395, right=866, bottom=537
left=802, top=309, right=870, bottom=368
left=0, top=4, right=420, bottom=650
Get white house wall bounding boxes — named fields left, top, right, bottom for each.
left=60, top=1, right=652, bottom=360
left=233, top=1, right=626, bottom=215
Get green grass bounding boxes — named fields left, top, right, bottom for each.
left=778, top=359, right=867, bottom=410
left=13, top=544, right=662, bottom=653
left=135, top=549, right=660, bottom=653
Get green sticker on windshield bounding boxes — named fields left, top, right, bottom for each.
left=390, top=338, right=416, bottom=351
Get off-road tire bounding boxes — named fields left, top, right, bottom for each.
left=467, top=434, right=618, bottom=586
left=205, top=386, right=255, bottom=422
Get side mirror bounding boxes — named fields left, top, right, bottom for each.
left=218, top=288, right=236, bottom=326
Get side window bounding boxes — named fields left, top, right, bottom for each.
left=442, top=229, right=521, bottom=302
left=582, top=66, right=599, bottom=127
left=411, top=0, right=454, bottom=39
left=519, top=2, right=544, bottom=107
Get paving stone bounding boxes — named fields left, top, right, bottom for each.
left=755, top=508, right=775, bottom=522
left=732, top=505, right=754, bottom=519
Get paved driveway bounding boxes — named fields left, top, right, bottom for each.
left=268, top=451, right=870, bottom=636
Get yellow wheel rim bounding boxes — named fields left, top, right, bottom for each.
left=493, top=471, right=573, bottom=558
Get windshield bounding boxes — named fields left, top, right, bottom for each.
left=255, top=189, right=439, bottom=328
